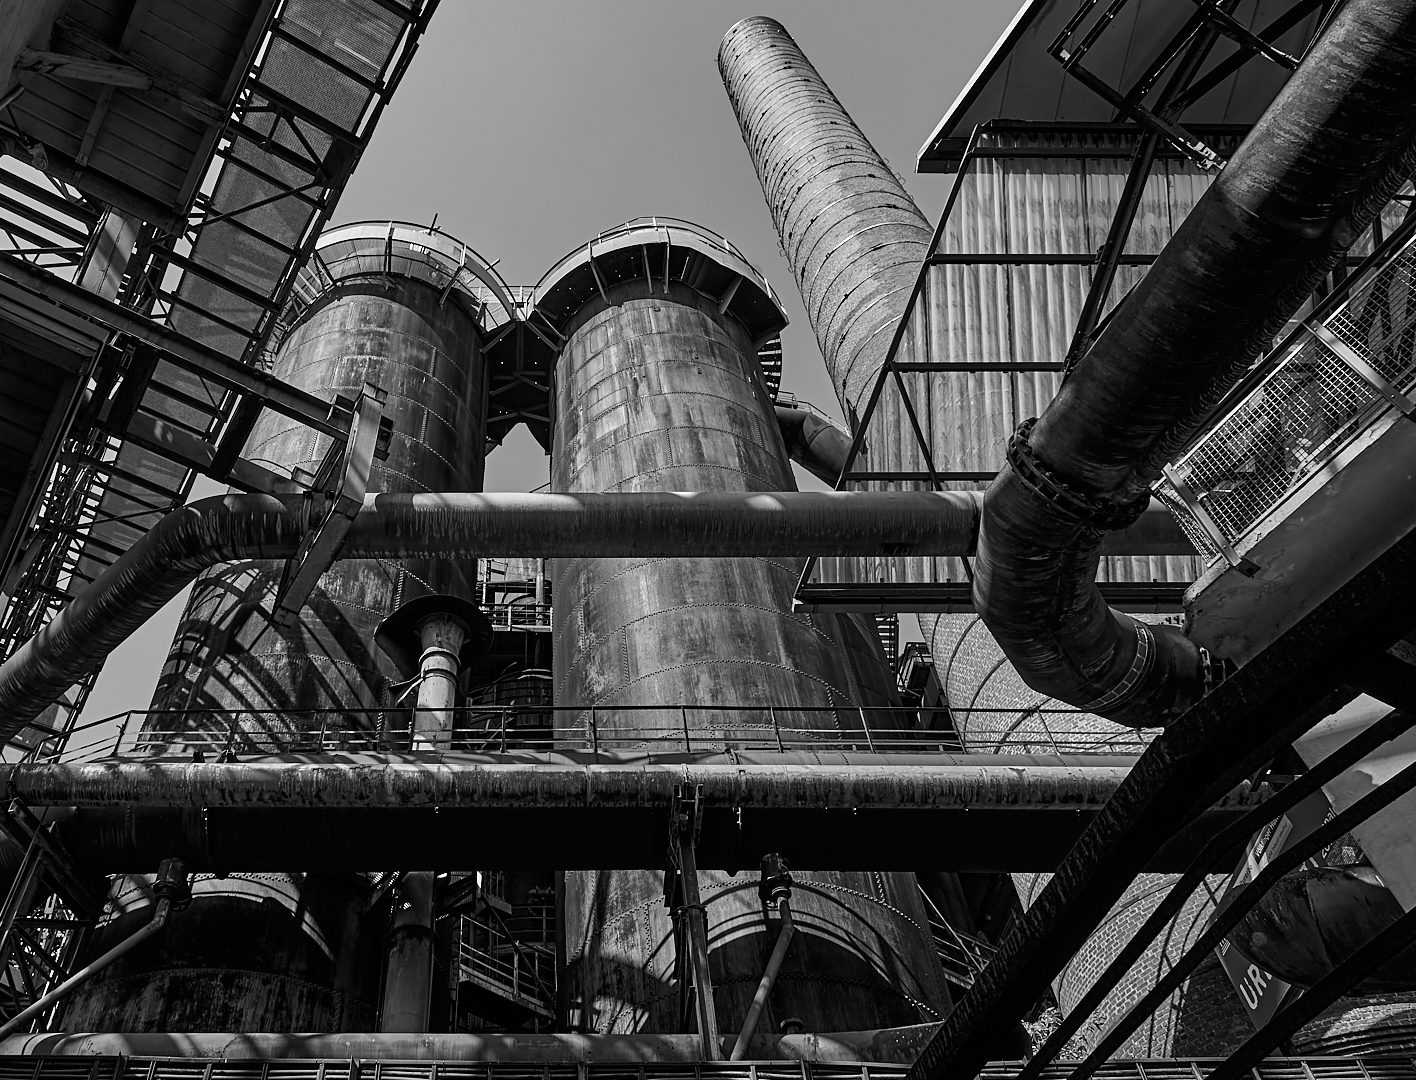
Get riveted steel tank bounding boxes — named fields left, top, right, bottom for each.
left=536, top=218, right=950, bottom=1035
left=61, top=223, right=516, bottom=1034
left=151, top=223, right=515, bottom=724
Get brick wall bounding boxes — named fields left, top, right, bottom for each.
left=1016, top=872, right=1251, bottom=1058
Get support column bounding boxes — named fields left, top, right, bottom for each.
left=380, top=872, right=437, bottom=1033
left=412, top=614, right=466, bottom=749
left=375, top=594, right=493, bottom=752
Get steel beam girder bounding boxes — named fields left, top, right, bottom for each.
left=906, top=520, right=1416, bottom=1080
left=0, top=252, right=349, bottom=439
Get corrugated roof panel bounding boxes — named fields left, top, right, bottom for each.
left=919, top=0, right=1326, bottom=170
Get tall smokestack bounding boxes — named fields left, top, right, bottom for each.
left=718, top=17, right=933, bottom=416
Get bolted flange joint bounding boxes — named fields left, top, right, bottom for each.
left=758, top=852, right=793, bottom=909
left=153, top=857, right=192, bottom=910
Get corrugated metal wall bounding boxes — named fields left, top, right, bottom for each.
left=835, top=130, right=1415, bottom=1057
left=821, top=131, right=1229, bottom=1054
left=814, top=132, right=1211, bottom=752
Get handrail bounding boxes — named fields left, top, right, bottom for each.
left=60, top=704, right=1159, bottom=762
left=286, top=220, right=521, bottom=331
left=530, top=215, right=782, bottom=312
left=1156, top=225, right=1416, bottom=564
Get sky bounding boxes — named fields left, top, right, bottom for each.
left=76, top=0, right=1019, bottom=727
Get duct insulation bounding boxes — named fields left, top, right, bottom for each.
left=541, top=223, right=950, bottom=1034
left=59, top=224, right=504, bottom=1033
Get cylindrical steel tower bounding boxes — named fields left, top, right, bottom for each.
left=61, top=223, right=516, bottom=1033
left=718, top=20, right=1238, bottom=1059
left=719, top=17, right=934, bottom=418
left=152, top=222, right=515, bottom=722
left=536, top=218, right=949, bottom=1036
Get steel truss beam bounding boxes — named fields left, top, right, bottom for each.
left=0, top=0, right=439, bottom=765
left=0, top=800, right=105, bottom=1029
left=0, top=253, right=349, bottom=438
left=904, top=512, right=1416, bottom=1080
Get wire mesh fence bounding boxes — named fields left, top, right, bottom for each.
left=1157, top=233, right=1416, bottom=561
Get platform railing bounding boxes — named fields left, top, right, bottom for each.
left=1156, top=228, right=1416, bottom=565
left=0, top=1055, right=1409, bottom=1080
left=482, top=600, right=552, bottom=632
left=53, top=705, right=1157, bottom=762
left=456, top=912, right=556, bottom=1020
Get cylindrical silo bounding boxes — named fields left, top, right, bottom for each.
left=718, top=20, right=1241, bottom=1059
left=153, top=222, right=513, bottom=722
left=535, top=218, right=949, bottom=1037
left=60, top=222, right=515, bottom=1033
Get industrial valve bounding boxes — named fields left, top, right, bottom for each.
left=758, top=852, right=792, bottom=909
left=153, top=857, right=192, bottom=910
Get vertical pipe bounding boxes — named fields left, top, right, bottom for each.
left=412, top=614, right=466, bottom=750
left=380, top=872, right=436, bottom=1033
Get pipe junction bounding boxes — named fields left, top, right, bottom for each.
left=0, top=490, right=1184, bottom=746
left=974, top=0, right=1416, bottom=726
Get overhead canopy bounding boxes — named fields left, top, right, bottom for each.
left=918, top=0, right=1326, bottom=171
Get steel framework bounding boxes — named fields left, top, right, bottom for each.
left=0, top=0, right=440, bottom=759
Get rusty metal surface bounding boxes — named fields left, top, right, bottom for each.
left=0, top=754, right=1261, bottom=876
left=1, top=752, right=1261, bottom=874
left=548, top=276, right=950, bottom=1035
left=0, top=1024, right=943, bottom=1062
left=62, top=264, right=490, bottom=1034
left=154, top=274, right=487, bottom=722
left=0, top=755, right=1147, bottom=809
left=350, top=490, right=982, bottom=562
left=0, top=489, right=990, bottom=745
left=58, top=873, right=382, bottom=1032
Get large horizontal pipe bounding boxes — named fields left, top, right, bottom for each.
left=974, top=0, right=1416, bottom=727
left=0, top=1025, right=942, bottom=1063
left=0, top=491, right=1186, bottom=746
left=2, top=754, right=1259, bottom=874
left=0, top=753, right=1144, bottom=808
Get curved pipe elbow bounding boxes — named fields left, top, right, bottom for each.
left=974, top=468, right=1206, bottom=728
left=1231, top=865, right=1416, bottom=993
left=775, top=406, right=856, bottom=486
